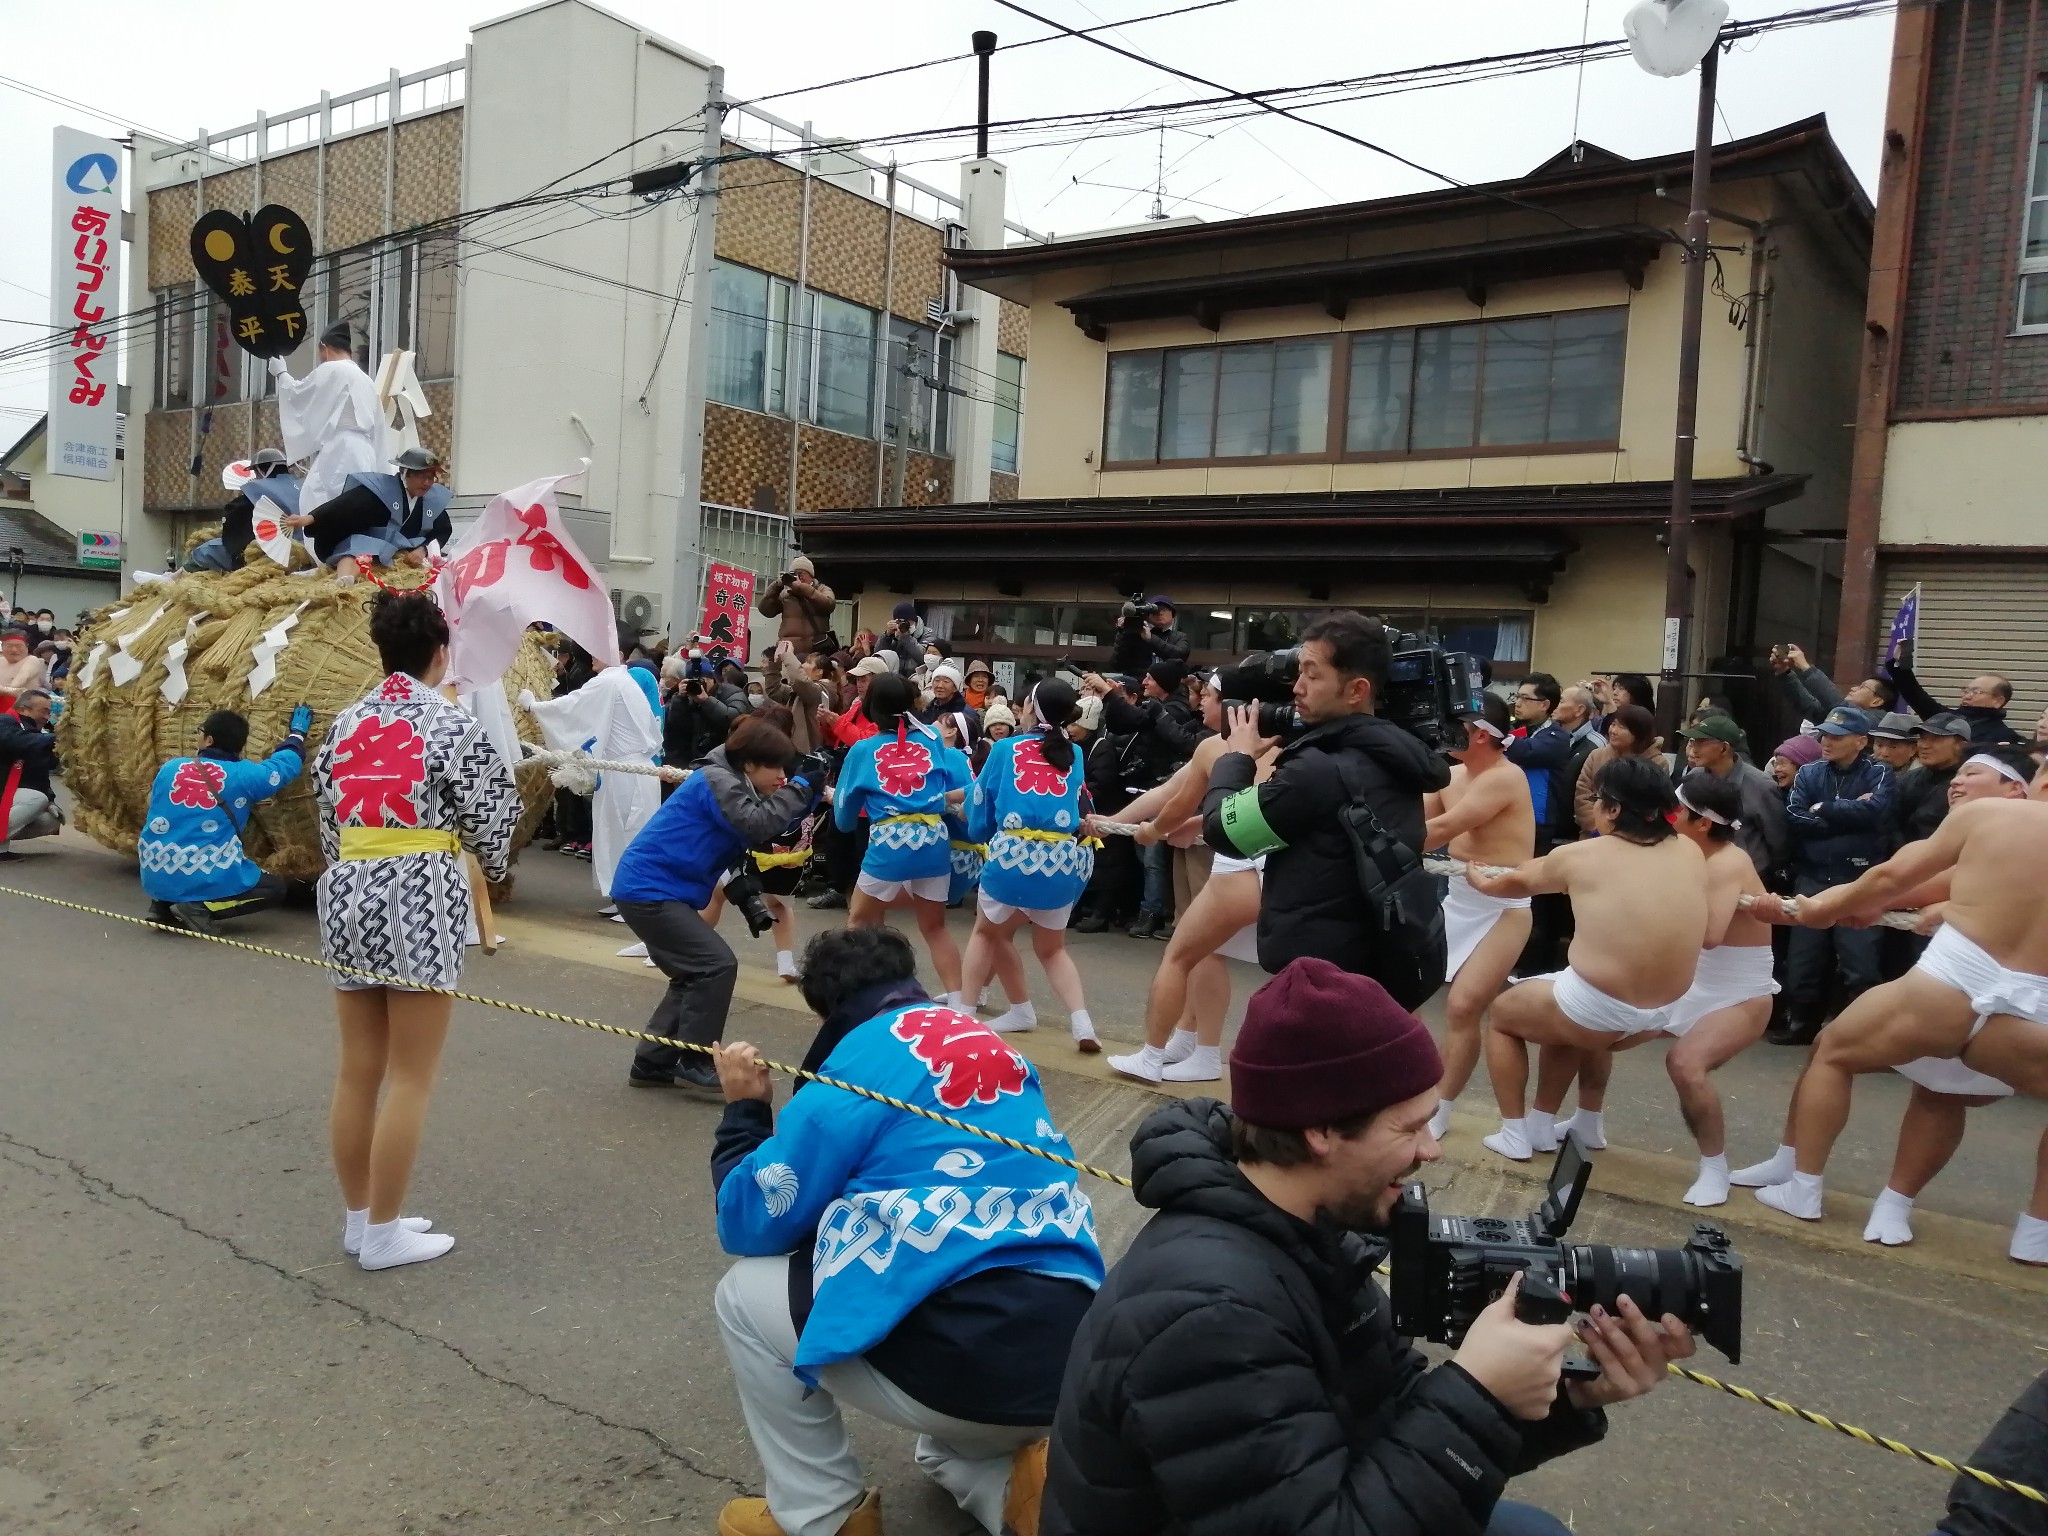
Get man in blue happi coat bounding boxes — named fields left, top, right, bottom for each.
left=708, top=924, right=1103, bottom=1536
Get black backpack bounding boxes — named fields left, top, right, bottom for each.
left=1331, top=755, right=1447, bottom=1010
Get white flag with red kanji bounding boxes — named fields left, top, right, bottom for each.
left=250, top=494, right=296, bottom=568
left=435, top=466, right=619, bottom=692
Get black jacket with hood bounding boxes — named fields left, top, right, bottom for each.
left=1041, top=1100, right=1604, bottom=1536
left=1202, top=711, right=1450, bottom=976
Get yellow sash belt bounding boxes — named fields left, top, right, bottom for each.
left=339, top=827, right=462, bottom=861
left=877, top=813, right=943, bottom=827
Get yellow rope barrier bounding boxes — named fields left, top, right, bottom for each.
left=3, top=881, right=2041, bottom=1506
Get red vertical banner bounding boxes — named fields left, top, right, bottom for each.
left=698, top=563, right=757, bottom=664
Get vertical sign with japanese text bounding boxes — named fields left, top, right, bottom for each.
left=697, top=563, right=757, bottom=664
left=49, top=126, right=122, bottom=482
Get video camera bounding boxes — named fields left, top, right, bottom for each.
left=1118, top=592, right=1162, bottom=624
left=1213, top=628, right=1485, bottom=749
left=1389, top=1135, right=1744, bottom=1366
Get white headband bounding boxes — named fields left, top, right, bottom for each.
left=1675, top=784, right=1742, bottom=830
left=1966, top=752, right=2029, bottom=785
left=1466, top=717, right=1506, bottom=742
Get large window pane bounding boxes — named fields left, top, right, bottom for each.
left=1345, top=329, right=1413, bottom=452
left=1271, top=338, right=1331, bottom=454
left=1546, top=308, right=1627, bottom=442
left=325, top=251, right=375, bottom=371
left=1477, top=316, right=1551, bottom=446
left=1214, top=346, right=1275, bottom=457
left=1105, top=352, right=1162, bottom=462
left=805, top=291, right=876, bottom=437
left=156, top=287, right=192, bottom=410
left=202, top=297, right=243, bottom=404
left=709, top=261, right=769, bottom=411
left=1161, top=348, right=1217, bottom=458
left=1410, top=325, right=1478, bottom=449
left=992, top=352, right=1024, bottom=474
left=2022, top=273, right=2048, bottom=329
left=412, top=235, right=458, bottom=380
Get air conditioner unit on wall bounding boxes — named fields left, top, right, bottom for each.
left=612, top=589, right=662, bottom=638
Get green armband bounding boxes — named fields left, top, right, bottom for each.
left=1219, top=786, right=1287, bottom=858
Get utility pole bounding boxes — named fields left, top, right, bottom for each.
left=668, top=67, right=726, bottom=651
left=1626, top=0, right=1729, bottom=743
left=890, top=337, right=918, bottom=508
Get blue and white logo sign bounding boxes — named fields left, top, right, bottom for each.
left=64, top=152, right=120, bottom=196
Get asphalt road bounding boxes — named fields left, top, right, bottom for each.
left=3, top=829, right=2045, bottom=1535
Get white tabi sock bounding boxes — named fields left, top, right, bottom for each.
left=2011, top=1213, right=2048, bottom=1266
left=941, top=991, right=963, bottom=1008
left=1109, top=1043, right=1164, bottom=1083
left=1863, top=1187, right=1916, bottom=1246
left=357, top=1218, right=455, bottom=1270
left=1427, top=1099, right=1454, bottom=1143
left=1684, top=1154, right=1731, bottom=1208
left=1525, top=1108, right=1558, bottom=1153
left=1484, top=1119, right=1534, bottom=1162
left=1160, top=1028, right=1199, bottom=1065
left=343, top=1209, right=432, bottom=1256
left=775, top=949, right=797, bottom=978
left=987, top=1001, right=1038, bottom=1033
left=1559, top=1109, right=1605, bottom=1150
left=1069, top=1010, right=1100, bottom=1052
left=1161, top=1045, right=1222, bottom=1083
left=1730, top=1144, right=1798, bottom=1188
left=1756, top=1169, right=1824, bottom=1221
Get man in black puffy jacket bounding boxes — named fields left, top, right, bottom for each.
left=1042, top=958, right=1695, bottom=1536
left=1201, top=612, right=1450, bottom=978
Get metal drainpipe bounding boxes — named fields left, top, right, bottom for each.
left=872, top=164, right=899, bottom=506
left=1733, top=223, right=1772, bottom=468
left=782, top=127, right=813, bottom=516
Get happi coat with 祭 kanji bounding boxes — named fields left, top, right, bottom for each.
left=833, top=717, right=974, bottom=883
left=137, top=742, right=305, bottom=903
left=314, top=672, right=522, bottom=990
left=715, top=998, right=1103, bottom=1384
left=520, top=664, right=662, bottom=898
left=968, top=729, right=1096, bottom=913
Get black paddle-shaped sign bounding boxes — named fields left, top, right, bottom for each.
left=189, top=204, right=315, bottom=359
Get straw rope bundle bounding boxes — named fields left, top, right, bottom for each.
left=56, top=550, right=557, bottom=883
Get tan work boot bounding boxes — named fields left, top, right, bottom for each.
left=1002, top=1439, right=1048, bottom=1536
left=717, top=1488, right=881, bottom=1536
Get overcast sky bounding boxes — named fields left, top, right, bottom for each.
left=0, top=0, right=1894, bottom=430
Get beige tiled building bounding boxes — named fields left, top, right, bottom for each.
left=121, top=0, right=1032, bottom=638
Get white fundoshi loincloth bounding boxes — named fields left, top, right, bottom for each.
left=1443, top=873, right=1531, bottom=983
left=1893, top=923, right=2047, bottom=1098
left=1210, top=851, right=1265, bottom=964
left=1661, top=943, right=1778, bottom=1037
left=1516, top=965, right=1682, bottom=1035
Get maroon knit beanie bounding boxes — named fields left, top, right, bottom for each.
left=1229, top=957, right=1443, bottom=1130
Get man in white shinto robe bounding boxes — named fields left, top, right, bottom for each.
left=521, top=664, right=663, bottom=905
left=269, top=320, right=383, bottom=515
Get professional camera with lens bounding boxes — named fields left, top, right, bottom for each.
left=722, top=866, right=777, bottom=938
left=1119, top=591, right=1162, bottom=624
left=1389, top=1135, right=1744, bottom=1365
left=1213, top=628, right=1486, bottom=749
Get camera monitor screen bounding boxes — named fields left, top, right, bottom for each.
left=1538, top=1133, right=1593, bottom=1237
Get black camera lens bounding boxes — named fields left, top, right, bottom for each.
left=1255, top=701, right=1300, bottom=737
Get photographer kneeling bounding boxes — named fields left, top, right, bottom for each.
left=1041, top=958, right=1695, bottom=1536
left=1200, top=611, right=1450, bottom=983
left=710, top=926, right=1105, bottom=1536
left=610, top=722, right=824, bottom=1092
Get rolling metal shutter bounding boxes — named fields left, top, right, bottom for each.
left=1881, top=558, right=2048, bottom=722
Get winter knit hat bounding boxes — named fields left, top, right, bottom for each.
left=1147, top=658, right=1188, bottom=694
left=892, top=601, right=918, bottom=621
left=930, top=661, right=965, bottom=691
left=965, top=658, right=993, bottom=682
left=1229, top=958, right=1443, bottom=1130
left=789, top=555, right=816, bottom=576
left=1075, top=695, right=1104, bottom=732
left=1771, top=733, right=1823, bottom=769
left=982, top=699, right=1018, bottom=733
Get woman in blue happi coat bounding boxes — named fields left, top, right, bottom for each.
left=833, top=671, right=974, bottom=1004
left=959, top=679, right=1101, bottom=1053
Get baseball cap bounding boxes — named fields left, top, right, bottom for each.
left=1815, top=705, right=1876, bottom=737
left=1869, top=711, right=1923, bottom=741
left=1679, top=715, right=1744, bottom=745
left=849, top=655, right=893, bottom=679
left=1920, top=710, right=1974, bottom=741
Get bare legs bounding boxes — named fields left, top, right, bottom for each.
left=1435, top=908, right=1531, bottom=1113
left=1667, top=999, right=1774, bottom=1160
left=962, top=915, right=1030, bottom=1015
left=1484, top=983, right=1629, bottom=1161
left=848, top=890, right=962, bottom=999
left=331, top=987, right=454, bottom=1266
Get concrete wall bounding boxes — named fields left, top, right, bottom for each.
left=1879, top=416, right=2048, bottom=545
left=8, top=569, right=120, bottom=622
left=456, top=1, right=712, bottom=596
left=1750, top=209, right=1864, bottom=532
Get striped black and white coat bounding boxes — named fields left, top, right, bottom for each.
left=314, top=671, right=520, bottom=991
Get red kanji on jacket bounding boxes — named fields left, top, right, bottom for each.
left=890, top=1006, right=1029, bottom=1109
left=874, top=736, right=933, bottom=796
left=330, top=717, right=428, bottom=826
left=1010, top=736, right=1071, bottom=798
left=168, top=759, right=227, bottom=810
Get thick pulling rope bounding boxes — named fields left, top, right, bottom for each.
left=1, top=880, right=2040, bottom=1506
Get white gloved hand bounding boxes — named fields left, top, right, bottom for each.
left=517, top=689, right=539, bottom=712
left=266, top=355, right=287, bottom=376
